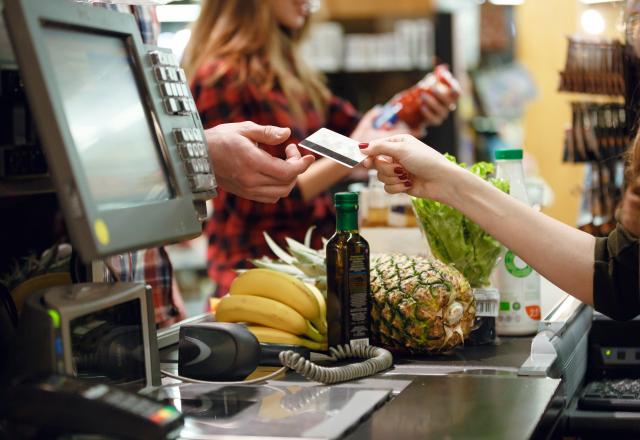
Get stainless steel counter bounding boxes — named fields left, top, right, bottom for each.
left=345, top=374, right=561, bottom=440
left=158, top=335, right=563, bottom=440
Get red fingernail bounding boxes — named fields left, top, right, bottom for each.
left=394, top=167, right=404, bottom=175
left=404, top=181, right=413, bottom=187
left=359, top=142, right=369, bottom=149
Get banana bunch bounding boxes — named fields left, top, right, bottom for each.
left=215, top=268, right=328, bottom=350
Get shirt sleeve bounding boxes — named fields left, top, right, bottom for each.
left=325, top=95, right=361, bottom=137
left=593, top=224, right=640, bottom=320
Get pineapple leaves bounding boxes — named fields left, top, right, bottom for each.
left=304, top=226, right=315, bottom=248
left=263, top=231, right=296, bottom=265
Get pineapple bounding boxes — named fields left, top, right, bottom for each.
left=370, top=254, right=475, bottom=353
left=257, top=230, right=476, bottom=353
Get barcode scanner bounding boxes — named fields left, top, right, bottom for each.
left=177, top=322, right=310, bottom=382
left=178, top=323, right=260, bottom=381
left=172, top=322, right=392, bottom=385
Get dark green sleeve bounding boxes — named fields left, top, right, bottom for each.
left=593, top=224, right=639, bottom=320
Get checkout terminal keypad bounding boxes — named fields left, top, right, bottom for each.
left=147, top=50, right=216, bottom=197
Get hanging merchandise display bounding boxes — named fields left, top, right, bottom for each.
left=558, top=37, right=625, bottom=96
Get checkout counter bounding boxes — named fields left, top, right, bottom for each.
left=1, top=0, right=639, bottom=438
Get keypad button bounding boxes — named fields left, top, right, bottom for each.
left=171, top=83, right=181, bottom=98
left=167, top=68, right=178, bottom=82
left=173, top=129, right=186, bottom=143
left=164, top=98, right=179, bottom=114
left=148, top=51, right=161, bottom=65
left=177, top=68, right=187, bottom=83
left=154, top=67, right=168, bottom=82
left=203, top=174, right=216, bottom=190
left=160, top=83, right=172, bottom=97
left=181, top=83, right=190, bottom=98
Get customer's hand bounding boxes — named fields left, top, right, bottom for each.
left=618, top=176, right=640, bottom=237
left=361, top=134, right=462, bottom=202
left=205, top=122, right=315, bottom=203
left=351, top=108, right=415, bottom=142
left=418, top=85, right=459, bottom=128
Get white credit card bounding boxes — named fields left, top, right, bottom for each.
left=299, top=128, right=366, bottom=168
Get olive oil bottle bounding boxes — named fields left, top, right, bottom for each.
left=326, top=192, right=371, bottom=347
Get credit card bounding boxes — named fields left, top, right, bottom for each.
left=299, top=128, right=365, bottom=168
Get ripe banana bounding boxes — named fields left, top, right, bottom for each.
left=247, top=326, right=328, bottom=351
left=216, top=294, right=323, bottom=342
left=230, top=268, right=322, bottom=326
left=305, top=283, right=327, bottom=335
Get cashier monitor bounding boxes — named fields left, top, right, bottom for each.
left=3, top=0, right=211, bottom=262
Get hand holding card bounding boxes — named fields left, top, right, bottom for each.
left=299, top=128, right=366, bottom=168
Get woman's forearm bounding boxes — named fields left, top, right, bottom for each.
left=297, top=158, right=352, bottom=202
left=445, top=168, right=596, bottom=305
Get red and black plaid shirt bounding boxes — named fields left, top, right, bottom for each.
left=192, top=60, right=361, bottom=296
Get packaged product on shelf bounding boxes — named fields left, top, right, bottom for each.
left=387, top=193, right=417, bottom=228
left=363, top=170, right=388, bottom=227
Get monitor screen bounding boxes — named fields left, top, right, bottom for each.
left=42, top=25, right=172, bottom=210
left=70, top=298, right=146, bottom=386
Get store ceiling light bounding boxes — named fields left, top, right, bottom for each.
left=156, top=4, right=200, bottom=23
left=488, top=0, right=525, bottom=5
left=581, top=9, right=606, bottom=35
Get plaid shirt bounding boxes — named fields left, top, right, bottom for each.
left=95, top=3, right=180, bottom=327
left=192, top=60, right=361, bottom=296
left=104, top=247, right=180, bottom=327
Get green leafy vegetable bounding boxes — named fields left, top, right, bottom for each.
left=412, top=155, right=509, bottom=287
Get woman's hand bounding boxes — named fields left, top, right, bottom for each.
left=361, top=134, right=462, bottom=202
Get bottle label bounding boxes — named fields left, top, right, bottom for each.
left=347, top=254, right=370, bottom=342
left=504, top=250, right=533, bottom=278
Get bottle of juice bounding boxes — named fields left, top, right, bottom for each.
left=373, top=65, right=459, bottom=129
left=326, top=192, right=371, bottom=347
left=494, top=148, right=541, bottom=336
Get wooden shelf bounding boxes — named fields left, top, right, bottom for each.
left=320, top=0, right=434, bottom=20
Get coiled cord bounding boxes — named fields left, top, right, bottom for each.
left=161, top=344, right=393, bottom=386
left=279, top=344, right=393, bottom=385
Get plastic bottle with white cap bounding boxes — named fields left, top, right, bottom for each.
left=493, top=148, right=541, bottom=336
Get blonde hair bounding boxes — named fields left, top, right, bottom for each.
left=182, top=0, right=329, bottom=120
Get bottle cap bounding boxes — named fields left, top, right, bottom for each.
left=334, top=192, right=358, bottom=209
left=494, top=148, right=523, bottom=160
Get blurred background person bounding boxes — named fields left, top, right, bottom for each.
left=182, top=0, right=458, bottom=296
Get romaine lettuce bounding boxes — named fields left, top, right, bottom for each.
left=412, top=155, right=509, bottom=287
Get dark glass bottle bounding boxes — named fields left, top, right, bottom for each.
left=326, top=192, right=371, bottom=347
